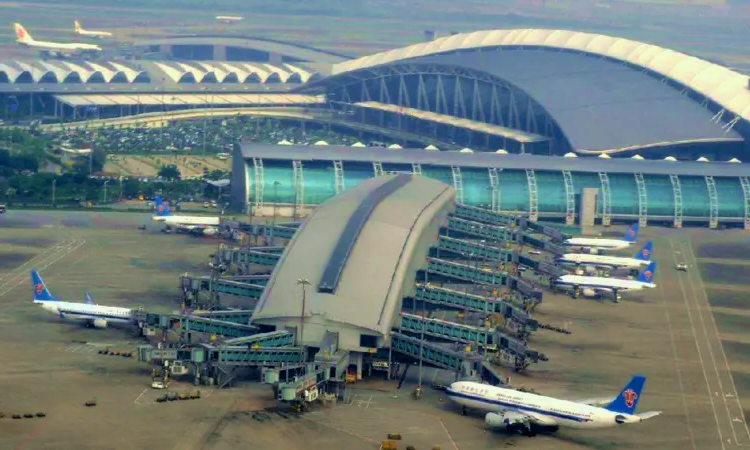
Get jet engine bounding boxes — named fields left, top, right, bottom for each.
left=615, top=414, right=626, bottom=424
left=582, top=288, right=598, bottom=297
left=92, top=319, right=108, bottom=329
left=587, top=248, right=599, bottom=255
left=202, top=227, right=218, bottom=236
left=485, top=412, right=508, bottom=428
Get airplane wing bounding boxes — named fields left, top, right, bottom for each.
left=502, top=410, right=557, bottom=427
left=635, top=411, right=662, bottom=421
left=569, top=397, right=614, bottom=407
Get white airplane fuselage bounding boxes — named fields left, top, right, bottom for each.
left=153, top=215, right=220, bottom=226
left=564, top=238, right=633, bottom=251
left=558, top=254, right=651, bottom=270
left=447, top=382, right=648, bottom=430
left=76, top=30, right=112, bottom=38
left=35, top=300, right=132, bottom=324
left=555, top=274, right=655, bottom=292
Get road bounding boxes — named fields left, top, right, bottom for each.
left=658, top=235, right=750, bottom=449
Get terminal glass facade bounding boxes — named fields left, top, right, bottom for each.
left=244, top=159, right=747, bottom=223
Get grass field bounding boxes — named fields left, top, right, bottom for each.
left=103, top=155, right=230, bottom=178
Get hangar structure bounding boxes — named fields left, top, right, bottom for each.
left=232, top=143, right=750, bottom=230
left=307, top=28, right=750, bottom=159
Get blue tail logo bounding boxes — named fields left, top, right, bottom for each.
left=154, top=196, right=172, bottom=217
left=622, top=223, right=640, bottom=243
left=84, top=292, right=94, bottom=305
left=30, top=269, right=58, bottom=302
left=605, top=375, right=646, bottom=414
left=634, top=240, right=653, bottom=261
left=636, top=261, right=657, bottom=283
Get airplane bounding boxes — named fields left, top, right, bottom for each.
left=31, top=269, right=132, bottom=329
left=14, top=23, right=102, bottom=58
left=552, top=261, right=657, bottom=301
left=563, top=223, right=640, bottom=254
left=556, top=240, right=653, bottom=274
left=215, top=15, right=244, bottom=23
left=447, top=375, right=661, bottom=437
left=152, top=196, right=221, bottom=236
left=73, top=20, right=113, bottom=39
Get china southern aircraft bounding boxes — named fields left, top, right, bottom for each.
left=563, top=223, right=640, bottom=253
left=14, top=23, right=101, bottom=58
left=447, top=375, right=660, bottom=437
left=31, top=269, right=132, bottom=328
left=73, top=20, right=113, bottom=39
left=553, top=262, right=657, bottom=301
left=557, top=240, right=653, bottom=273
left=152, top=196, right=221, bottom=236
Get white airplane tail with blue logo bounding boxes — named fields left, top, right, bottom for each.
left=604, top=375, right=646, bottom=414
left=30, top=269, right=60, bottom=302
left=154, top=196, right=173, bottom=217
left=636, top=261, right=657, bottom=284
left=633, top=240, right=653, bottom=261
left=621, top=223, right=640, bottom=243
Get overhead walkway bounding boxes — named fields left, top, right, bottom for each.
left=190, top=310, right=253, bottom=324
left=138, top=344, right=304, bottom=366
left=435, top=235, right=515, bottom=263
left=217, top=247, right=281, bottom=267
left=224, top=222, right=299, bottom=241
left=454, top=204, right=567, bottom=242
left=413, top=284, right=538, bottom=330
left=223, top=330, right=295, bottom=347
left=426, top=258, right=543, bottom=301
left=390, top=332, right=481, bottom=375
left=198, top=277, right=265, bottom=299
left=135, top=312, right=258, bottom=338
left=445, top=216, right=565, bottom=256
left=398, top=313, right=542, bottom=365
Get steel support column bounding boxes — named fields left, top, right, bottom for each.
left=412, top=163, right=422, bottom=175
left=669, top=174, right=683, bottom=229
left=252, top=157, right=264, bottom=212
left=333, top=160, right=345, bottom=195
left=452, top=166, right=464, bottom=205
left=705, top=175, right=719, bottom=229
left=598, top=172, right=612, bottom=227
left=525, top=169, right=538, bottom=222
left=488, top=167, right=500, bottom=213
left=740, top=176, right=750, bottom=230
left=373, top=161, right=384, bottom=177
left=562, top=170, right=575, bottom=225
left=634, top=173, right=648, bottom=227
left=292, top=160, right=304, bottom=217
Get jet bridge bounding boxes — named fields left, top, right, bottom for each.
left=445, top=217, right=565, bottom=256
left=426, top=258, right=543, bottom=301
left=453, top=204, right=568, bottom=243
left=135, top=312, right=259, bottom=339
left=389, top=332, right=481, bottom=377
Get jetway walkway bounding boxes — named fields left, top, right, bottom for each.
left=390, top=332, right=481, bottom=376
left=223, top=330, right=295, bottom=347
left=199, top=277, right=266, bottom=299
left=215, top=246, right=282, bottom=267
left=223, top=221, right=299, bottom=241
left=190, top=310, right=253, bottom=324
left=135, top=311, right=258, bottom=339
left=426, top=258, right=543, bottom=301
left=454, top=204, right=568, bottom=243
left=398, top=313, right=544, bottom=364
left=445, top=216, right=565, bottom=256
left=138, top=344, right=304, bottom=366
left=413, top=284, right=538, bottom=330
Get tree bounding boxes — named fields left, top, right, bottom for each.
left=158, top=164, right=181, bottom=181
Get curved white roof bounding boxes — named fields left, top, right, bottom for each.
left=332, top=29, right=750, bottom=123
left=0, top=60, right=148, bottom=84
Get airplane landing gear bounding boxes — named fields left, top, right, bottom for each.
left=461, top=406, right=468, bottom=416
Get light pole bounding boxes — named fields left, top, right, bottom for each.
left=51, top=178, right=56, bottom=207
left=118, top=176, right=124, bottom=201
left=271, top=181, right=281, bottom=245
left=296, top=278, right=310, bottom=358
left=102, top=180, right=109, bottom=204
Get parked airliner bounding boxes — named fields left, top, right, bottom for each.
left=553, top=262, right=657, bottom=301
left=215, top=15, right=243, bottom=23
left=152, top=196, right=220, bottom=236
left=14, top=23, right=101, bottom=58
left=447, top=375, right=660, bottom=436
left=74, top=20, right=113, bottom=39
left=557, top=240, right=653, bottom=274
left=564, top=223, right=640, bottom=253
left=31, top=269, right=132, bottom=328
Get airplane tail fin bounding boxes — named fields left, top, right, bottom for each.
left=14, top=23, right=34, bottom=43
left=31, top=269, right=58, bottom=302
left=636, top=261, right=657, bottom=284
left=604, top=375, right=646, bottom=414
left=74, top=20, right=82, bottom=33
left=84, top=291, right=93, bottom=305
left=154, top=196, right=172, bottom=216
left=634, top=240, right=653, bottom=261
left=621, top=223, right=640, bottom=243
